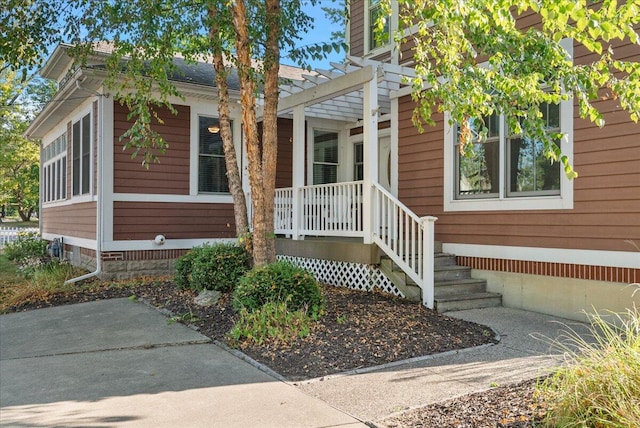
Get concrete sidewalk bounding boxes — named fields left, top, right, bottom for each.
left=296, top=307, right=588, bottom=426
left=0, top=299, right=366, bottom=428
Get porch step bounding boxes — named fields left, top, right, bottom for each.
left=378, top=253, right=502, bottom=312
left=435, top=292, right=503, bottom=312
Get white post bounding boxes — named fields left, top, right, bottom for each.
left=421, top=216, right=438, bottom=309
left=292, top=105, right=306, bottom=240
left=362, top=68, right=379, bottom=244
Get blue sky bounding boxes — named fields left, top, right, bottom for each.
left=295, top=1, right=346, bottom=69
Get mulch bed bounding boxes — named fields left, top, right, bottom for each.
left=382, top=378, right=548, bottom=428
left=4, top=279, right=546, bottom=426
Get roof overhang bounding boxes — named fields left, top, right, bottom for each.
left=25, top=68, right=104, bottom=140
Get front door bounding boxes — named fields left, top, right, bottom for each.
left=354, top=135, right=393, bottom=193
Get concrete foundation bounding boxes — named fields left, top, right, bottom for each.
left=476, top=269, right=640, bottom=322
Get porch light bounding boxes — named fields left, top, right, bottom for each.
left=208, top=125, right=220, bottom=133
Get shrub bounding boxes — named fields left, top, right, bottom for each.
left=232, top=260, right=323, bottom=316
left=174, top=249, right=196, bottom=289
left=537, top=305, right=640, bottom=427
left=4, top=232, right=47, bottom=263
left=188, top=243, right=250, bottom=292
left=228, top=301, right=313, bottom=347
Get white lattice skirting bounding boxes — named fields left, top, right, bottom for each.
left=277, top=255, right=403, bottom=297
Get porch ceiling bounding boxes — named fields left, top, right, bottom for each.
left=277, top=56, right=417, bottom=123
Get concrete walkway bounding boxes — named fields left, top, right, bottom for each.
left=0, top=299, right=366, bottom=428
left=297, top=307, right=588, bottom=426
left=0, top=298, right=588, bottom=427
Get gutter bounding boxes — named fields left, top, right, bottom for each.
left=65, top=83, right=106, bottom=284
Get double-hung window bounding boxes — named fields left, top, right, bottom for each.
left=72, top=113, right=91, bottom=196
left=42, top=134, right=67, bottom=203
left=367, top=0, right=390, bottom=52
left=313, top=130, right=339, bottom=185
left=198, top=116, right=229, bottom=193
left=446, top=101, right=572, bottom=211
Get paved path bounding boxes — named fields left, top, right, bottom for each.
left=296, top=307, right=589, bottom=425
left=0, top=299, right=366, bottom=428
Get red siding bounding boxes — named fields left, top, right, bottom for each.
left=113, top=102, right=190, bottom=195
left=42, top=202, right=96, bottom=240
left=113, top=201, right=235, bottom=240
left=349, top=0, right=365, bottom=57
left=276, top=118, right=294, bottom=188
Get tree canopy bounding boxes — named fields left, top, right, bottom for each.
left=0, top=66, right=55, bottom=220
left=384, top=0, right=640, bottom=178
left=2, top=0, right=344, bottom=265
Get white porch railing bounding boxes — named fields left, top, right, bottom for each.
left=273, top=180, right=437, bottom=308
left=372, top=183, right=437, bottom=308
left=275, top=181, right=364, bottom=237
left=0, top=227, right=39, bottom=248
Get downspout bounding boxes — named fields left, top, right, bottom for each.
left=65, top=84, right=104, bottom=284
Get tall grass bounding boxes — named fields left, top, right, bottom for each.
left=537, top=304, right=640, bottom=427
left=0, top=256, right=89, bottom=312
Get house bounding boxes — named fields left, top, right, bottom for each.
left=28, top=3, right=639, bottom=322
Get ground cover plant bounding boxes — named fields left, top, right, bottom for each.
left=536, top=306, right=640, bottom=428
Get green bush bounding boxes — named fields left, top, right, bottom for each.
left=232, top=260, right=323, bottom=316
left=228, top=301, right=313, bottom=346
left=186, top=243, right=249, bottom=292
left=174, top=249, right=196, bottom=289
left=537, top=305, right=640, bottom=427
left=4, top=232, right=47, bottom=263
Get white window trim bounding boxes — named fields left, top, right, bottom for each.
left=364, top=0, right=394, bottom=56
left=70, top=109, right=93, bottom=200
left=42, top=133, right=68, bottom=205
left=306, top=119, right=347, bottom=185
left=189, top=103, right=242, bottom=203
left=443, top=100, right=574, bottom=212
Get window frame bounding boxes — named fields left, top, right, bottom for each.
left=197, top=115, right=230, bottom=195
left=42, top=133, right=68, bottom=204
left=71, top=112, right=91, bottom=197
left=443, top=98, right=573, bottom=212
left=311, top=128, right=340, bottom=185
left=365, top=0, right=392, bottom=55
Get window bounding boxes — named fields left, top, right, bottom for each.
left=198, top=116, right=229, bottom=193
left=72, top=113, right=91, bottom=196
left=354, top=142, right=364, bottom=181
left=42, top=134, right=67, bottom=203
left=367, top=0, right=390, bottom=52
left=446, top=101, right=572, bottom=211
left=313, top=130, right=339, bottom=185
left=507, top=103, right=561, bottom=196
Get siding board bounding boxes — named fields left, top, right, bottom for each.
left=112, top=201, right=235, bottom=240
left=113, top=102, right=190, bottom=195
left=42, top=202, right=96, bottom=240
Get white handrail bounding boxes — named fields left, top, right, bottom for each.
left=372, top=183, right=438, bottom=308
left=275, top=181, right=364, bottom=237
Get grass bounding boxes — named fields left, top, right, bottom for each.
left=537, top=305, right=640, bottom=427
left=0, top=254, right=90, bottom=312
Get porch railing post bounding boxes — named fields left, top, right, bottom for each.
left=420, top=216, right=438, bottom=309
left=362, top=68, right=378, bottom=244
left=292, top=105, right=306, bottom=240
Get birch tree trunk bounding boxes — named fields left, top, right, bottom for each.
left=208, top=5, right=249, bottom=238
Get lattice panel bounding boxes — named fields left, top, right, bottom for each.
left=277, top=255, right=403, bottom=297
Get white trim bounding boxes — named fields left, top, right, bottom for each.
left=113, top=193, right=233, bottom=204
left=102, top=92, right=115, bottom=242
left=189, top=100, right=243, bottom=197
left=102, top=237, right=236, bottom=252
left=443, top=97, right=574, bottom=212
left=443, top=243, right=640, bottom=270
left=364, top=0, right=394, bottom=56
left=42, top=233, right=96, bottom=250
